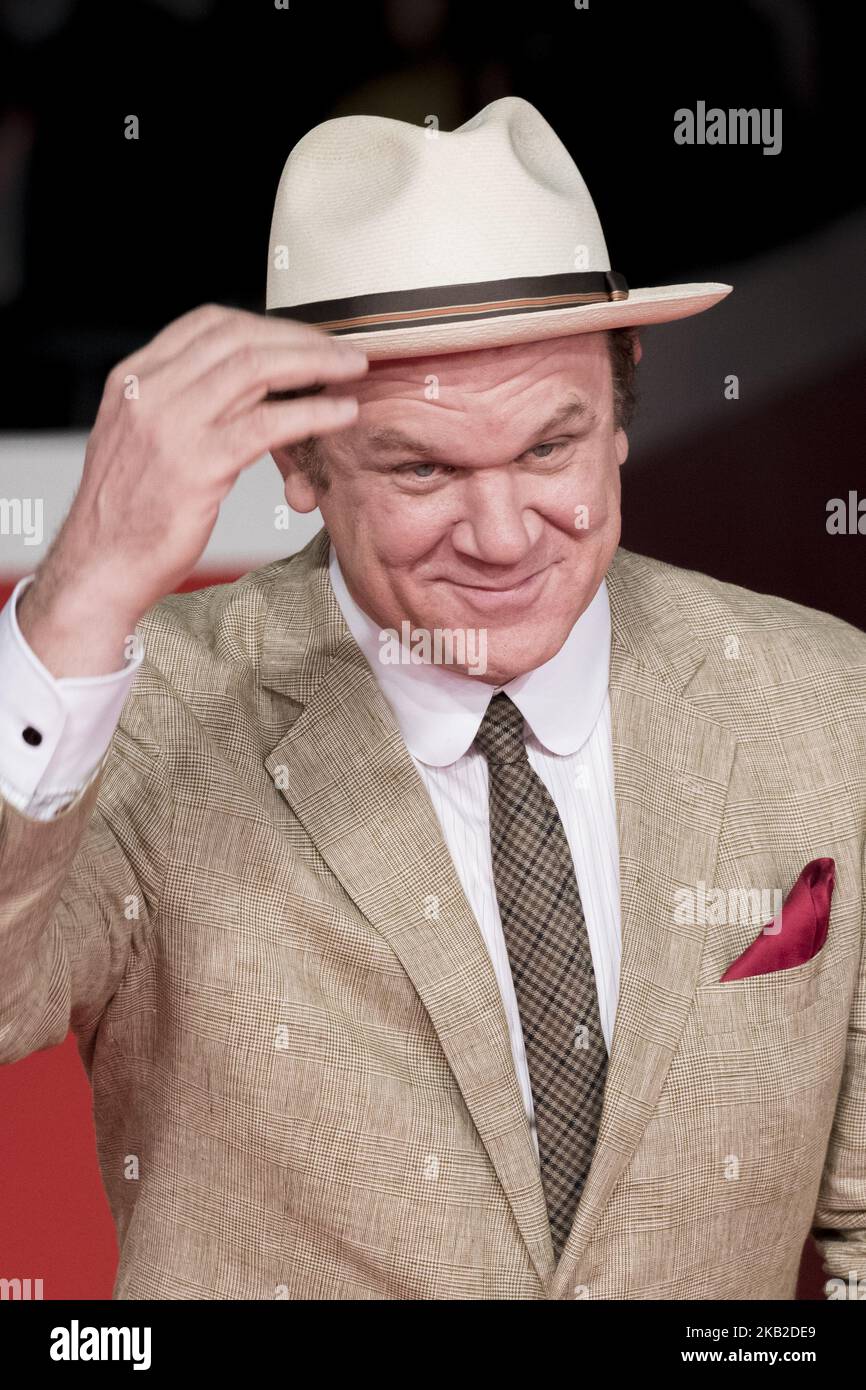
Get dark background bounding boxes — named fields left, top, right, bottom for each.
left=1, top=0, right=863, bottom=621
left=0, top=0, right=862, bottom=1301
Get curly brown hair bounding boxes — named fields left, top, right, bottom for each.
left=289, top=326, right=640, bottom=493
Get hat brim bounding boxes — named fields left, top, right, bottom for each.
left=326, top=282, right=732, bottom=360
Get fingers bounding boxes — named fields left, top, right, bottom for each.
left=161, top=314, right=358, bottom=396
left=216, top=392, right=361, bottom=470
left=183, top=342, right=369, bottom=423
left=105, top=303, right=370, bottom=470
left=120, top=303, right=234, bottom=376
left=121, top=304, right=359, bottom=397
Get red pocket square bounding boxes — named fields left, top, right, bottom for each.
left=719, top=857, right=835, bottom=982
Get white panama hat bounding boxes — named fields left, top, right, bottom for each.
left=265, top=95, right=732, bottom=360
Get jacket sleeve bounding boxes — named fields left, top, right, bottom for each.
left=0, top=715, right=174, bottom=1067
left=810, top=840, right=866, bottom=1295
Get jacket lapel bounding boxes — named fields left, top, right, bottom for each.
left=547, top=548, right=738, bottom=1297
left=260, top=529, right=555, bottom=1286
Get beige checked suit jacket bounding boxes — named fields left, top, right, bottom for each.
left=1, top=528, right=865, bottom=1300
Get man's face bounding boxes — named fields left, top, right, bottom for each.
left=275, top=331, right=631, bottom=685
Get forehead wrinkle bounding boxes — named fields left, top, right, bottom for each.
left=361, top=424, right=438, bottom=457
left=361, top=389, right=595, bottom=460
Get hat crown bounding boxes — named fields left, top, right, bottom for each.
left=266, top=97, right=611, bottom=311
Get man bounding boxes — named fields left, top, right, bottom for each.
left=1, top=97, right=864, bottom=1300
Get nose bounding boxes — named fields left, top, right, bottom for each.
left=450, top=470, right=542, bottom=566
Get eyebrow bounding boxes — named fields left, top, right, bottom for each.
left=361, top=392, right=596, bottom=459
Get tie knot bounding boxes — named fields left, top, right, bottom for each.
left=474, top=692, right=527, bottom=766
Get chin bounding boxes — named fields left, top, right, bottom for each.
left=480, top=632, right=567, bottom=683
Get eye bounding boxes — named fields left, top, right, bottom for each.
left=528, top=442, right=560, bottom=459
left=393, top=462, right=455, bottom=480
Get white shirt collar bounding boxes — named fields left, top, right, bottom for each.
left=328, top=541, right=610, bottom=768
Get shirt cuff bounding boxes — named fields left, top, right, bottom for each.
left=0, top=573, right=144, bottom=808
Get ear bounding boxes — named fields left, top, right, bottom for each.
left=270, top=446, right=319, bottom=514
left=630, top=329, right=643, bottom=365
left=614, top=427, right=629, bottom=468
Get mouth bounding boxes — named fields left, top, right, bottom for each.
left=437, top=562, right=557, bottom=614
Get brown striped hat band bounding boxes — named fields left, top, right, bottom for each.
left=266, top=271, right=628, bottom=336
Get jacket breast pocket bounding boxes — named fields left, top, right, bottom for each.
left=692, top=940, right=828, bottom=1035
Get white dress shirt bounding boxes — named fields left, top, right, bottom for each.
left=0, top=554, right=622, bottom=1156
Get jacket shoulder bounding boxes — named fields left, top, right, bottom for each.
left=132, top=533, right=325, bottom=693
left=140, top=557, right=289, bottom=662
left=612, top=547, right=866, bottom=679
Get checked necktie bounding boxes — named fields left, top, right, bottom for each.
left=474, top=691, right=609, bottom=1263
